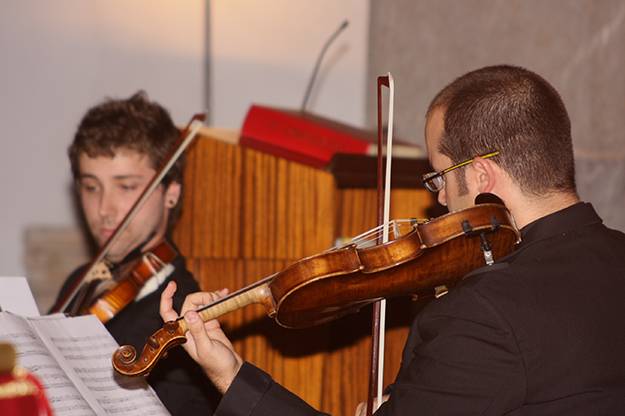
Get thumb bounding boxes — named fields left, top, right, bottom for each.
left=184, top=310, right=213, bottom=354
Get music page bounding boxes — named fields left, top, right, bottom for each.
left=31, top=313, right=170, bottom=416
left=0, top=312, right=96, bottom=415
left=0, top=312, right=169, bottom=415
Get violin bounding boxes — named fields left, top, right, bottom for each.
left=112, top=202, right=520, bottom=377
left=50, top=114, right=206, bottom=320
left=80, top=241, right=177, bottom=323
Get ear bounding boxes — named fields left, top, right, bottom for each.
left=470, top=157, right=497, bottom=194
left=163, top=181, right=181, bottom=209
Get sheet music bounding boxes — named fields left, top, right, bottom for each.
left=32, top=314, right=169, bottom=416
left=0, top=312, right=96, bottom=415
left=0, top=312, right=169, bottom=415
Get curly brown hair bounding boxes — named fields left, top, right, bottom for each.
left=68, top=91, right=184, bottom=226
left=68, top=91, right=182, bottom=184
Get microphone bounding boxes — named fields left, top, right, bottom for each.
left=300, top=19, right=349, bottom=112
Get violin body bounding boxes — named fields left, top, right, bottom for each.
left=86, top=241, right=177, bottom=323
left=113, top=203, right=520, bottom=377
left=57, top=241, right=177, bottom=323
left=271, top=203, right=519, bottom=327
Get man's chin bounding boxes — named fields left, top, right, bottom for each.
left=101, top=243, right=131, bottom=264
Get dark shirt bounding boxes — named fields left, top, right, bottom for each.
left=53, top=242, right=220, bottom=415
left=215, top=202, right=625, bottom=415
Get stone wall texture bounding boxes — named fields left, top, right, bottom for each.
left=367, top=0, right=625, bottom=231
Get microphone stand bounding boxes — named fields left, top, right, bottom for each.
left=300, top=19, right=349, bottom=112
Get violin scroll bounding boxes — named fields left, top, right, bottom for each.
left=112, top=320, right=187, bottom=376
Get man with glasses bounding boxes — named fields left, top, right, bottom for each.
left=160, top=65, right=625, bottom=414
left=421, top=150, right=499, bottom=194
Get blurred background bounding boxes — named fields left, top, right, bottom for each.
left=1, top=0, right=624, bottom=313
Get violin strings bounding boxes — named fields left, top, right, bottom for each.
left=345, top=219, right=419, bottom=248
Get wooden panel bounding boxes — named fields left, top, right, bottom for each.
left=336, top=188, right=433, bottom=238
left=238, top=149, right=334, bottom=259
left=176, top=138, right=335, bottom=260
left=173, top=133, right=434, bottom=415
left=175, top=138, right=243, bottom=258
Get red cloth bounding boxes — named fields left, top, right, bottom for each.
left=0, top=369, right=53, bottom=416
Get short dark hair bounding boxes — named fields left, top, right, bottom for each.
left=428, top=65, right=576, bottom=196
left=68, top=91, right=184, bottom=225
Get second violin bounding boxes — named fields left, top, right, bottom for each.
left=82, top=241, right=177, bottom=323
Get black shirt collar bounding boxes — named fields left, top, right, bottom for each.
left=519, top=202, right=602, bottom=246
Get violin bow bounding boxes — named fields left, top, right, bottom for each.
left=51, top=113, right=206, bottom=315
left=367, top=73, right=395, bottom=415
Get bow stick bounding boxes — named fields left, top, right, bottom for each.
left=367, top=73, right=395, bottom=415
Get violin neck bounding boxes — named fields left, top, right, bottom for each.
left=180, top=277, right=275, bottom=331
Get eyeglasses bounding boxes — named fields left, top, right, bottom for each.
left=422, top=150, right=500, bottom=193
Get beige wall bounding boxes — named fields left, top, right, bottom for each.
left=1, top=1, right=206, bottom=312
left=210, top=0, right=370, bottom=128
left=367, top=0, right=625, bottom=230
left=2, top=0, right=371, bottom=312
